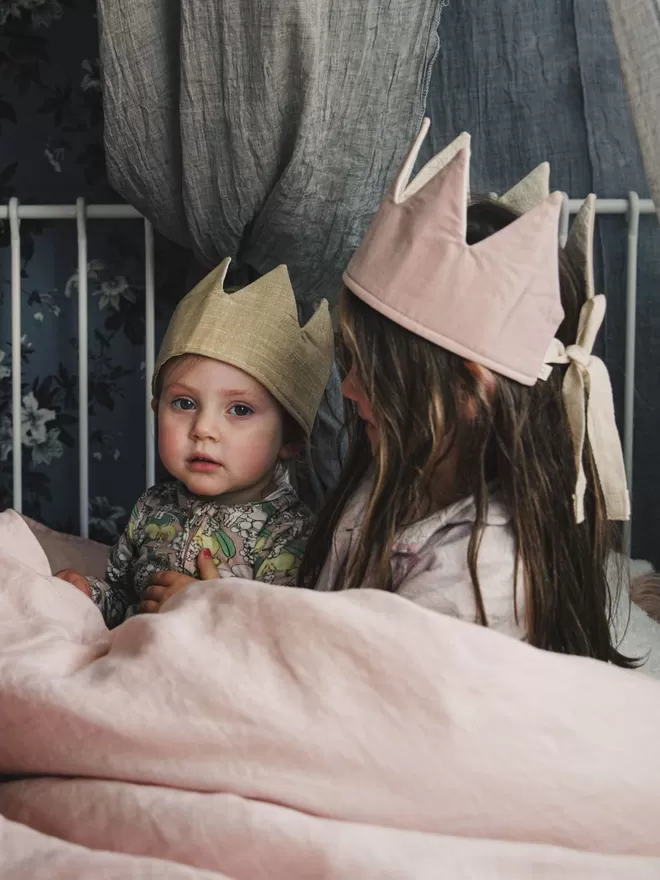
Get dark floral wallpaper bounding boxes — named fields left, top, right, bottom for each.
left=0, top=0, right=190, bottom=542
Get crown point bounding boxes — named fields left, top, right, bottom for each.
left=565, top=194, right=596, bottom=300
left=305, top=297, right=330, bottom=325
left=153, top=258, right=333, bottom=435
left=393, top=117, right=434, bottom=203
left=499, top=163, right=551, bottom=213
left=214, top=257, right=232, bottom=291
left=400, top=131, right=472, bottom=202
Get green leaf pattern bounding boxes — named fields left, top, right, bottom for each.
left=214, top=529, right=236, bottom=560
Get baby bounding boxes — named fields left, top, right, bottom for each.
left=56, top=258, right=334, bottom=627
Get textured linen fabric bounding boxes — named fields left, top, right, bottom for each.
left=2, top=507, right=660, bottom=873
left=97, top=0, right=444, bottom=308
left=98, top=0, right=444, bottom=505
left=608, top=1, right=660, bottom=217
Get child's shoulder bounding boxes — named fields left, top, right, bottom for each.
left=259, top=481, right=311, bottom=517
left=394, top=492, right=511, bottom=556
left=248, top=483, right=313, bottom=542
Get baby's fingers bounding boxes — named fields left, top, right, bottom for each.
left=197, top=549, right=219, bottom=580
left=149, top=570, right=181, bottom=587
left=54, top=569, right=92, bottom=597
left=142, top=584, right=167, bottom=604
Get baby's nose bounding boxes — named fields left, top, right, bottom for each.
left=191, top=412, right=221, bottom=440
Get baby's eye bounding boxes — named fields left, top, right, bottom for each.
left=228, top=404, right=254, bottom=417
left=172, top=397, right=196, bottom=411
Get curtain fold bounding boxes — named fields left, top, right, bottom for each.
left=98, top=0, right=444, bottom=309
left=99, top=0, right=445, bottom=505
left=607, top=1, right=660, bottom=218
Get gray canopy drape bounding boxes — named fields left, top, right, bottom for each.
left=608, top=0, right=660, bottom=217
left=98, top=0, right=445, bottom=504
left=98, top=0, right=444, bottom=307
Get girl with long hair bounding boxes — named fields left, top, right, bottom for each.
left=299, top=122, right=634, bottom=665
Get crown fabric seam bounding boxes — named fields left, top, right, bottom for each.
left=344, top=274, right=537, bottom=385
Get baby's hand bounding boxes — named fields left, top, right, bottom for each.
left=141, top=571, right=197, bottom=613
left=141, top=550, right=219, bottom=614
left=54, top=568, right=92, bottom=598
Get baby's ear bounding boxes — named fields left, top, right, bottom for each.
left=278, top=441, right=300, bottom=462
left=150, top=398, right=159, bottom=413
left=464, top=360, right=496, bottom=391
left=462, top=361, right=497, bottom=419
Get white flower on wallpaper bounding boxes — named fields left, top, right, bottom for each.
left=31, top=427, right=63, bottom=465
left=95, top=276, right=136, bottom=311
left=21, top=390, right=55, bottom=447
left=64, top=259, right=104, bottom=298
left=30, top=289, right=61, bottom=318
left=0, top=0, right=63, bottom=28
left=91, top=430, right=122, bottom=463
left=0, top=350, right=10, bottom=381
left=64, top=260, right=136, bottom=311
left=89, top=496, right=126, bottom=540
left=81, top=59, right=101, bottom=92
left=44, top=145, right=63, bottom=173
left=0, top=391, right=64, bottom=465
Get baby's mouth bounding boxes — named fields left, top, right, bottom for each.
left=187, top=454, right=221, bottom=470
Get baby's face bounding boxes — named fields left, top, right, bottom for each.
left=156, top=356, right=289, bottom=503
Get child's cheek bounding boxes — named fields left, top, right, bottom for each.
left=157, top=415, right=182, bottom=467
left=232, top=432, right=279, bottom=480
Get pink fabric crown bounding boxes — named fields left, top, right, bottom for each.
left=343, top=119, right=565, bottom=386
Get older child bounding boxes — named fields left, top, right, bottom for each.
left=57, top=259, right=334, bottom=627
left=300, top=121, right=634, bottom=665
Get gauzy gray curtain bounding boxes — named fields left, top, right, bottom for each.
left=607, top=1, right=660, bottom=218
left=424, top=0, right=660, bottom=567
left=97, top=0, right=445, bottom=505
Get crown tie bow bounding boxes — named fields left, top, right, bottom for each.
left=542, top=294, right=630, bottom=523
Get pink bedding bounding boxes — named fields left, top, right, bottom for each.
left=1, top=508, right=660, bottom=878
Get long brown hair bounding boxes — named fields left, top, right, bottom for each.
left=299, top=199, right=636, bottom=666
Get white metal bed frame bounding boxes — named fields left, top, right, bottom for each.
left=0, top=195, right=656, bottom=551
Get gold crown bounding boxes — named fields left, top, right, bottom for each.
left=153, top=259, right=334, bottom=435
